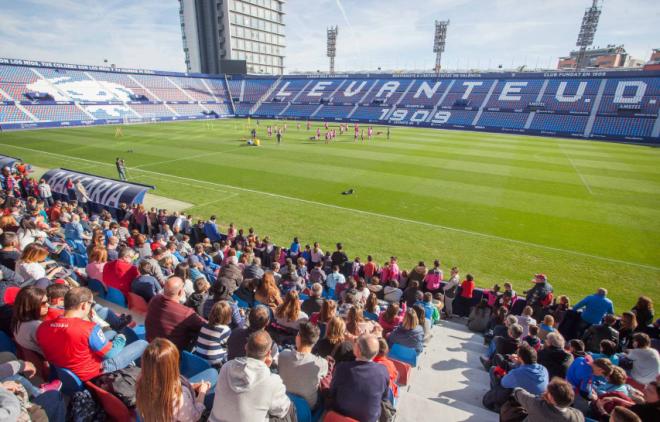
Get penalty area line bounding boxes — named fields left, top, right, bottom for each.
left=2, top=142, right=658, bottom=272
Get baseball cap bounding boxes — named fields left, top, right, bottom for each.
left=533, top=274, right=547, bottom=282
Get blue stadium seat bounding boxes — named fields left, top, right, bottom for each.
left=180, top=350, right=212, bottom=379
left=53, top=366, right=84, bottom=395
left=88, top=279, right=107, bottom=298
left=0, top=331, right=16, bottom=354
left=123, top=325, right=146, bottom=344
left=57, top=249, right=74, bottom=267
left=232, top=293, right=250, bottom=309
left=364, top=311, right=379, bottom=322
left=388, top=344, right=418, bottom=367
left=105, top=287, right=127, bottom=308
left=286, top=393, right=323, bottom=422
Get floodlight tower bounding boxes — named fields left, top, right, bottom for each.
left=327, top=26, right=338, bottom=74
left=575, top=0, right=602, bottom=69
left=433, top=20, right=449, bottom=73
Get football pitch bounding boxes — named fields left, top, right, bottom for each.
left=1, top=119, right=658, bottom=308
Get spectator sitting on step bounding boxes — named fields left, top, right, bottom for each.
left=622, top=333, right=660, bottom=390
left=36, top=287, right=148, bottom=382
left=209, top=331, right=292, bottom=422
left=145, top=276, right=205, bottom=351
left=481, top=322, right=523, bottom=370
left=512, top=377, right=584, bottom=422
left=131, top=260, right=162, bottom=303
left=388, top=308, right=424, bottom=354
left=329, top=333, right=390, bottom=422
left=301, top=283, right=324, bottom=316
left=103, top=246, right=139, bottom=296
left=278, top=321, right=328, bottom=410
left=538, top=332, right=574, bottom=380
left=582, top=314, right=619, bottom=354
left=483, top=343, right=549, bottom=413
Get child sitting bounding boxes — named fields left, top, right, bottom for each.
left=523, top=325, right=542, bottom=351
left=538, top=314, right=555, bottom=340
left=185, top=276, right=211, bottom=316
left=193, top=301, right=232, bottom=368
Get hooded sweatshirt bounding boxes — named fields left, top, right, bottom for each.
left=209, top=357, right=290, bottom=422
left=501, top=363, right=549, bottom=395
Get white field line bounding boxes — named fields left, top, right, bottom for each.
left=132, top=146, right=244, bottom=169
left=189, top=194, right=239, bottom=209
left=3, top=142, right=659, bottom=272
left=559, top=144, right=594, bottom=195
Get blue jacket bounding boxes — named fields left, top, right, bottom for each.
left=131, top=274, right=162, bottom=302
left=203, top=221, right=223, bottom=242
left=501, top=363, right=549, bottom=395
left=388, top=325, right=425, bottom=353
left=566, top=355, right=594, bottom=395
left=573, top=294, right=614, bottom=325
left=415, top=300, right=434, bottom=320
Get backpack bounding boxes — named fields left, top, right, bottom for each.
left=444, top=283, right=458, bottom=299
left=91, top=366, right=140, bottom=409
left=319, top=342, right=342, bottom=394
left=67, top=390, right=106, bottom=422
left=539, top=292, right=554, bottom=307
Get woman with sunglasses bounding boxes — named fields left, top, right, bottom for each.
left=11, top=286, right=49, bottom=356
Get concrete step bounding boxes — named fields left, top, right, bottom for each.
left=396, top=320, right=497, bottom=421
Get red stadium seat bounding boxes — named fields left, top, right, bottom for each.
left=390, top=358, right=412, bottom=386
left=323, top=410, right=360, bottom=422
left=85, top=380, right=134, bottom=422
left=126, top=292, right=148, bottom=316
left=15, top=344, right=50, bottom=381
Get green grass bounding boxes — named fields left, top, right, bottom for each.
left=1, top=119, right=659, bottom=308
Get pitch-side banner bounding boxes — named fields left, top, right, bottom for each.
left=0, top=154, right=21, bottom=169
left=42, top=168, right=154, bottom=208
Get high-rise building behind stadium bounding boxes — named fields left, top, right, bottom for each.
left=178, top=0, right=286, bottom=75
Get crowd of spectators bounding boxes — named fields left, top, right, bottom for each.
left=0, top=162, right=658, bottom=422
left=472, top=282, right=659, bottom=421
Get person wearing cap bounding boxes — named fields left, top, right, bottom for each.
left=524, top=274, right=553, bottom=319
left=573, top=288, right=614, bottom=335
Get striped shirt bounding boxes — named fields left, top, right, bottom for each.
left=193, top=323, right=231, bottom=365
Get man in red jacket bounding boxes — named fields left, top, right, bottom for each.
left=145, top=276, right=205, bottom=350
left=102, top=247, right=139, bottom=295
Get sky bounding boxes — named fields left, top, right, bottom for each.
left=0, top=0, right=658, bottom=73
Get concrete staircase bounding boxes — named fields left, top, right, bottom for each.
left=396, top=319, right=496, bottom=421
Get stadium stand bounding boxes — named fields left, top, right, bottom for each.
left=128, top=103, right=177, bottom=118
left=83, top=104, right=138, bottom=120
left=529, top=113, right=589, bottom=133
left=22, top=104, right=92, bottom=121
left=477, top=111, right=530, bottom=129
left=0, top=105, right=33, bottom=122
left=0, top=159, right=657, bottom=422
left=0, top=60, right=659, bottom=142
left=166, top=103, right=207, bottom=116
